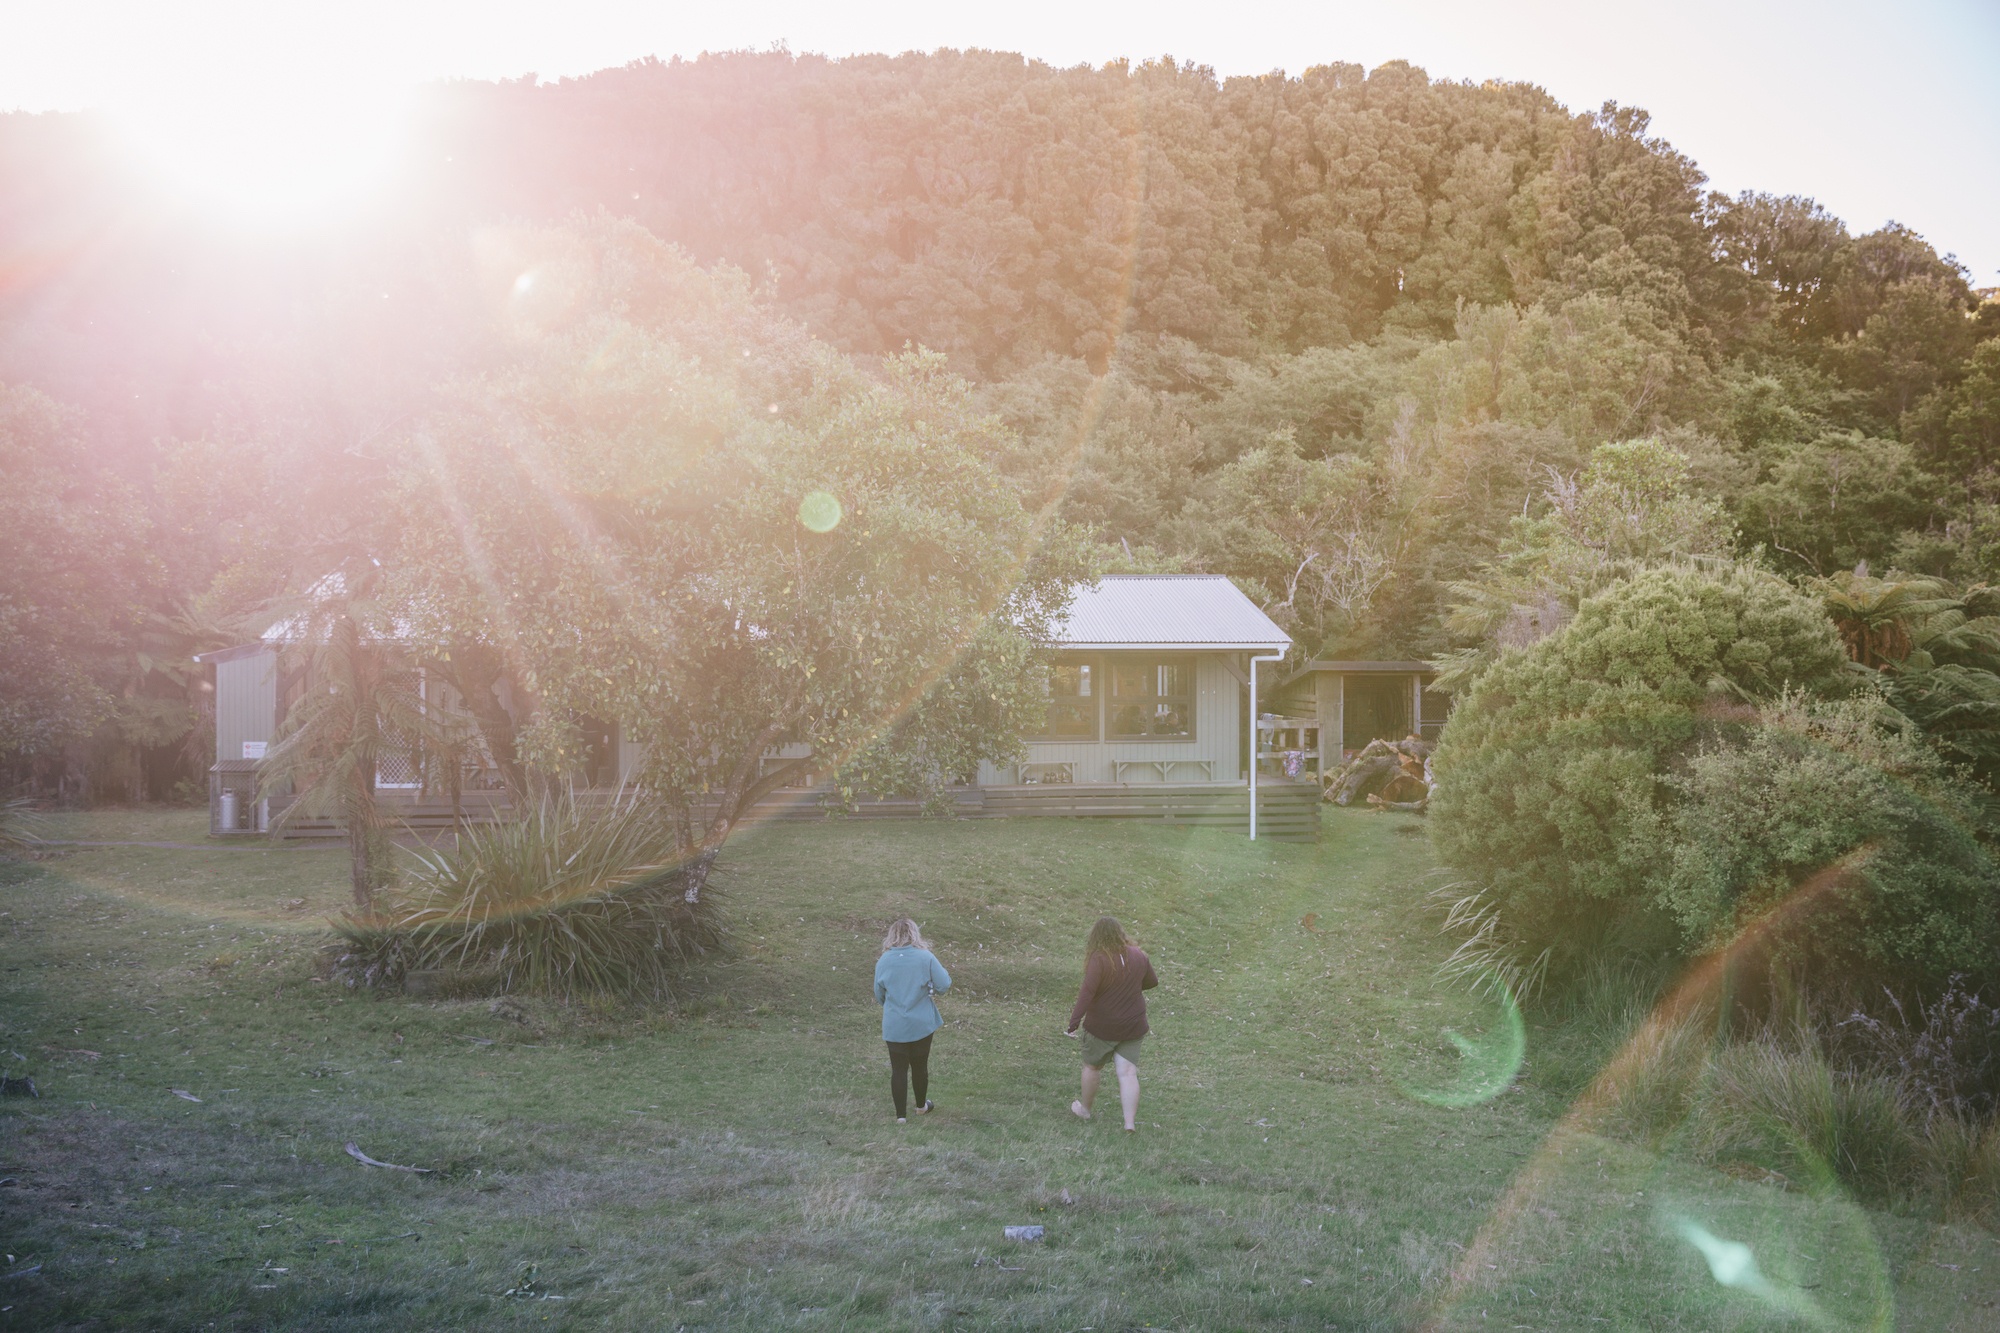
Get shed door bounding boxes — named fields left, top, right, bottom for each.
left=1341, top=676, right=1412, bottom=750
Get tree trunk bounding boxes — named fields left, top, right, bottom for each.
left=348, top=760, right=376, bottom=912
left=674, top=723, right=798, bottom=905
left=680, top=844, right=720, bottom=904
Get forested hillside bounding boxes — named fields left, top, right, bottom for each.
left=1, top=49, right=1994, bottom=800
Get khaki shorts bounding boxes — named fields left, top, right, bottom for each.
left=1079, top=1030, right=1143, bottom=1069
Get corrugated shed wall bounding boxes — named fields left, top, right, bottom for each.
left=214, top=650, right=279, bottom=764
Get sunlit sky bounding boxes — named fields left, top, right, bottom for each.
left=1, top=0, right=1995, bottom=282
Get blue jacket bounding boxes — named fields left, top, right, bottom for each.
left=874, top=946, right=951, bottom=1043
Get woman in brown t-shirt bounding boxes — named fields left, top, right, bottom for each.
left=1065, top=916, right=1157, bottom=1131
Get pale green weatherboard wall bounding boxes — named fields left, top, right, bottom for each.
left=978, top=653, right=1244, bottom=785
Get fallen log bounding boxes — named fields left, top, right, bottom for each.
left=1326, top=740, right=1400, bottom=805
left=1326, top=736, right=1435, bottom=806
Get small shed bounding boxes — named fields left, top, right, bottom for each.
left=195, top=642, right=284, bottom=835
left=1275, top=661, right=1449, bottom=779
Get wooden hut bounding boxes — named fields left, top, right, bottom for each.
left=1271, top=661, right=1450, bottom=782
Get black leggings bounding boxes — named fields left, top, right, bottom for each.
left=886, top=1035, right=932, bottom=1117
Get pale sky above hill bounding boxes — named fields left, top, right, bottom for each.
left=1, top=0, right=1995, bottom=282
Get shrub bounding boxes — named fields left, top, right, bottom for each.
left=331, top=791, right=724, bottom=999
left=1838, top=978, right=2000, bottom=1121
left=1663, top=698, right=2000, bottom=990
left=1430, top=564, right=1849, bottom=972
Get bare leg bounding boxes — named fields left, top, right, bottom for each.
left=1074, top=1063, right=1100, bottom=1119
left=1114, top=1053, right=1140, bottom=1130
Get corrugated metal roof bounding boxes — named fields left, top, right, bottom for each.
left=194, top=642, right=275, bottom=665
left=1052, top=576, right=1291, bottom=651
left=1296, top=660, right=1436, bottom=673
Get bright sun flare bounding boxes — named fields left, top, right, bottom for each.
left=113, top=85, right=409, bottom=224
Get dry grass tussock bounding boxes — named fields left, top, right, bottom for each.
left=330, top=791, right=724, bottom=999
left=1565, top=999, right=2000, bottom=1218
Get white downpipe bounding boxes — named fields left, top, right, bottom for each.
left=1248, top=650, right=1286, bottom=840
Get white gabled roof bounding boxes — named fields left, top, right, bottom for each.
left=1052, top=575, right=1291, bottom=652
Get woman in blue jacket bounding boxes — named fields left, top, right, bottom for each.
left=873, top=918, right=951, bottom=1123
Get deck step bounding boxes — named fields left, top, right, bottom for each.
left=274, top=782, right=1322, bottom=841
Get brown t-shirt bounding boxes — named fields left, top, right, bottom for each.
left=1066, top=946, right=1158, bottom=1041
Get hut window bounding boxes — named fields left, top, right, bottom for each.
left=1032, top=660, right=1098, bottom=740
left=1109, top=659, right=1193, bottom=738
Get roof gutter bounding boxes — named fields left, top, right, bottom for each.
left=1058, top=641, right=1293, bottom=653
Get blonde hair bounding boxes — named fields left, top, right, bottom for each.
left=881, top=918, right=929, bottom=952
left=1086, top=915, right=1132, bottom=963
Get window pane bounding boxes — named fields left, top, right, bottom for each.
left=1106, top=658, right=1193, bottom=738
left=1050, top=663, right=1092, bottom=698
left=1034, top=660, right=1097, bottom=738
left=1043, top=699, right=1096, bottom=738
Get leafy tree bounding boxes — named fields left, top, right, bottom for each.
left=1174, top=442, right=1383, bottom=645
left=1737, top=432, right=1935, bottom=575
left=0, top=384, right=151, bottom=786
left=1437, top=438, right=1735, bottom=687
left=393, top=223, right=1087, bottom=899
left=1822, top=223, right=1974, bottom=340
left=1707, top=192, right=1851, bottom=344
left=1429, top=565, right=1849, bottom=975
left=978, top=355, right=1209, bottom=539
left=1906, top=338, right=2000, bottom=477
left=1825, top=276, right=1978, bottom=425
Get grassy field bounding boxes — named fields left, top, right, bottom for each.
left=1, top=807, right=1994, bottom=1331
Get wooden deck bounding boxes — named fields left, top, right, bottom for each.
left=260, top=781, right=1322, bottom=843
left=979, top=782, right=1320, bottom=841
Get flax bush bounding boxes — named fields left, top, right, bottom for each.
left=0, top=797, right=43, bottom=858
left=331, top=791, right=724, bottom=999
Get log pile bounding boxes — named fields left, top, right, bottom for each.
left=1323, top=735, right=1434, bottom=813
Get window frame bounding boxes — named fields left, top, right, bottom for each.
left=1106, top=655, right=1198, bottom=742
left=1027, top=654, right=1101, bottom=742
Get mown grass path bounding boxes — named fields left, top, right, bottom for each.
left=1, top=809, right=1992, bottom=1329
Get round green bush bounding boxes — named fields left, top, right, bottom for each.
left=1429, top=565, right=1850, bottom=968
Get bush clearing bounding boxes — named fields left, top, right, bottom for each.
left=0, top=809, right=1993, bottom=1330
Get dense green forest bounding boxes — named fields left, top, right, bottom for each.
left=2, top=49, right=1995, bottom=808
